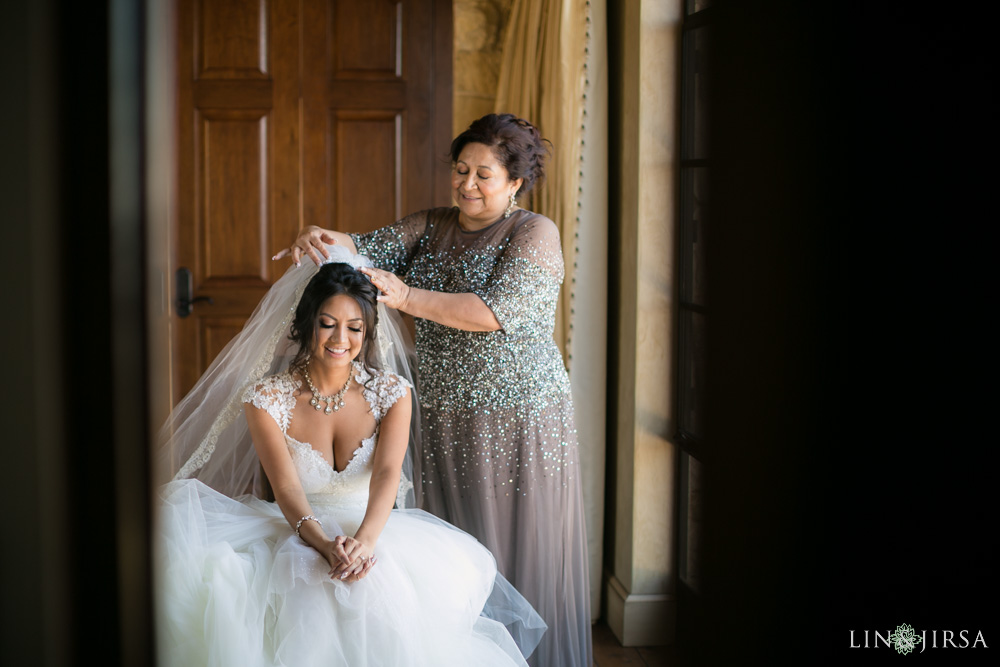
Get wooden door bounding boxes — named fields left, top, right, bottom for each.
left=172, top=0, right=452, bottom=404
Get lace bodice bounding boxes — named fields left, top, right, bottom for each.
left=242, top=362, right=412, bottom=509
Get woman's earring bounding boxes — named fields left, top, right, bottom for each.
left=504, top=192, right=517, bottom=218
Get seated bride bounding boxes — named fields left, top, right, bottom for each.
left=155, top=248, right=544, bottom=666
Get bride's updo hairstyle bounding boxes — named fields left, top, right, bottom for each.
left=288, top=262, right=380, bottom=374
left=449, top=113, right=551, bottom=197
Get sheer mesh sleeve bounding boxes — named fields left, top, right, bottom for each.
left=475, top=215, right=565, bottom=335
left=349, top=209, right=432, bottom=275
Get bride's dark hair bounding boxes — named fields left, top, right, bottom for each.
left=288, top=263, right=380, bottom=375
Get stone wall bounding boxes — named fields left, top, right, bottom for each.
left=452, top=0, right=512, bottom=137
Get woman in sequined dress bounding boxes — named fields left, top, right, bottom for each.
left=275, top=114, right=592, bottom=667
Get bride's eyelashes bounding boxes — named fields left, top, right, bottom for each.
left=318, top=321, right=363, bottom=333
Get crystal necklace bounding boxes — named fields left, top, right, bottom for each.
left=301, top=363, right=352, bottom=414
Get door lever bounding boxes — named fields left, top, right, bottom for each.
left=175, top=267, right=214, bottom=318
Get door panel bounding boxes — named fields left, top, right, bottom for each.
left=333, top=112, right=402, bottom=229
left=199, top=110, right=269, bottom=283
left=172, top=0, right=451, bottom=404
left=197, top=0, right=269, bottom=78
left=201, top=318, right=247, bottom=371
left=332, top=1, right=401, bottom=76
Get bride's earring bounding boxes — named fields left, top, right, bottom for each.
left=504, top=191, right=517, bottom=218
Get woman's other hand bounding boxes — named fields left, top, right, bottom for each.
left=359, top=267, right=411, bottom=310
left=272, top=226, right=338, bottom=267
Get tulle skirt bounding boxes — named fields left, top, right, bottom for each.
left=155, top=479, right=545, bottom=667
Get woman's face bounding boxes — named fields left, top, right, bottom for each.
left=311, top=294, right=365, bottom=370
left=452, top=142, right=523, bottom=229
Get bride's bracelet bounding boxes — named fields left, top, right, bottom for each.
left=295, top=514, right=322, bottom=539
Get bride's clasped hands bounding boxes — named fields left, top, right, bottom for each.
left=327, top=534, right=377, bottom=581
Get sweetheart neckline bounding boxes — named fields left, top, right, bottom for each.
left=286, top=432, right=377, bottom=475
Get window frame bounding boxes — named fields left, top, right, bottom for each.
left=675, top=0, right=712, bottom=604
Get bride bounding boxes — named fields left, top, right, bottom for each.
left=155, top=247, right=544, bottom=666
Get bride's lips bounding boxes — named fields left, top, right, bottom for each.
left=325, top=347, right=349, bottom=357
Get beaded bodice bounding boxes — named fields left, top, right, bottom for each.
left=352, top=207, right=572, bottom=412
left=242, top=363, right=411, bottom=509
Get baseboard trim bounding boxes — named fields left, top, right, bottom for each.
left=604, top=574, right=675, bottom=646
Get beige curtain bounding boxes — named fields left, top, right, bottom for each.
left=495, top=0, right=603, bottom=624
left=495, top=0, right=590, bottom=367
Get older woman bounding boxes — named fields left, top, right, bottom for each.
left=278, top=114, right=591, bottom=667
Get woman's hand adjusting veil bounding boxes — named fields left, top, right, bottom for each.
left=272, top=225, right=358, bottom=267
left=276, top=225, right=499, bottom=331
left=359, top=265, right=500, bottom=331
left=359, top=267, right=411, bottom=311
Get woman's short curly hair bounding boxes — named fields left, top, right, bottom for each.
left=449, top=113, right=552, bottom=197
left=288, top=263, right=380, bottom=374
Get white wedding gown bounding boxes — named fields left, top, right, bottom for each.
left=156, top=365, right=544, bottom=666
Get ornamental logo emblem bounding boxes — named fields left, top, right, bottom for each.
left=889, top=623, right=923, bottom=655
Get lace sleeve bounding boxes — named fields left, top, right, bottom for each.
left=241, top=373, right=297, bottom=433
left=349, top=209, right=433, bottom=276
left=356, top=366, right=413, bottom=421
left=475, top=214, right=565, bottom=335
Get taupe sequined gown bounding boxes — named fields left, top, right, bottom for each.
left=352, top=207, right=592, bottom=667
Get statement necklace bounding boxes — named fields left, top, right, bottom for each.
left=302, top=363, right=352, bottom=414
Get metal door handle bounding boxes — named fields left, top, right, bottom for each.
left=175, top=267, right=214, bottom=318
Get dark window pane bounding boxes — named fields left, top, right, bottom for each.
left=693, top=25, right=710, bottom=159
left=682, top=25, right=711, bottom=161
left=680, top=167, right=708, bottom=305
left=678, top=451, right=703, bottom=592
left=677, top=309, right=706, bottom=438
